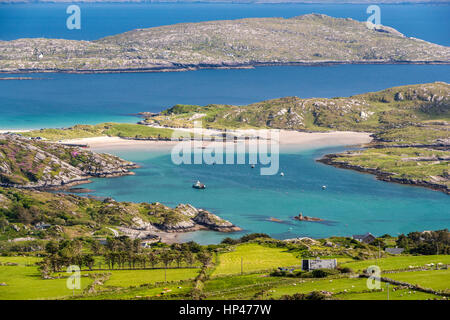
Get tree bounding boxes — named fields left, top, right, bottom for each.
left=45, top=241, right=59, bottom=255
left=183, top=251, right=196, bottom=267
left=160, top=251, right=174, bottom=269
left=83, top=254, right=95, bottom=271
left=147, top=252, right=159, bottom=269
left=91, top=240, right=103, bottom=255
left=197, top=251, right=212, bottom=266
left=174, top=251, right=184, bottom=268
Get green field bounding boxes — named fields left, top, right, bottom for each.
left=85, top=268, right=199, bottom=288
left=338, top=289, right=442, bottom=300
left=0, top=264, right=92, bottom=300
left=340, top=255, right=450, bottom=272
left=385, top=269, right=450, bottom=291
left=75, top=283, right=193, bottom=300
left=212, top=244, right=300, bottom=277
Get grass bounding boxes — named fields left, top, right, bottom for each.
left=22, top=123, right=178, bottom=141
left=0, top=256, right=42, bottom=266
left=385, top=269, right=450, bottom=291
left=338, top=288, right=442, bottom=300
left=212, top=243, right=300, bottom=277
left=267, top=277, right=368, bottom=299
left=74, top=283, right=193, bottom=300
left=83, top=268, right=199, bottom=288
left=331, top=147, right=450, bottom=187
left=0, top=264, right=92, bottom=300
left=340, top=255, right=450, bottom=272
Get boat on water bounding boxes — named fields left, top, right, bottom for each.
left=192, top=180, right=206, bottom=189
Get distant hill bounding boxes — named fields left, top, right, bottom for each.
left=0, top=14, right=448, bottom=73
left=2, top=1, right=449, bottom=3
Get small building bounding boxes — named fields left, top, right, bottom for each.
left=385, top=247, right=404, bottom=255
left=302, top=258, right=337, bottom=271
left=352, top=232, right=376, bottom=244
left=34, top=222, right=51, bottom=230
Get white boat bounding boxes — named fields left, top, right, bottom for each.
left=192, top=180, right=206, bottom=189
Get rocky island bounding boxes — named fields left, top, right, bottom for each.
left=294, top=213, right=325, bottom=222
left=0, top=14, right=449, bottom=73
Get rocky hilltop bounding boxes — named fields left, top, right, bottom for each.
left=0, top=14, right=449, bottom=73
left=0, top=134, right=137, bottom=189
left=0, top=187, right=241, bottom=241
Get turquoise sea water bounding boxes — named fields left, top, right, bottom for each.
left=1, top=65, right=450, bottom=129
left=84, top=146, right=450, bottom=244
left=0, top=3, right=449, bottom=243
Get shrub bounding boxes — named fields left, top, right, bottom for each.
left=311, top=268, right=339, bottom=278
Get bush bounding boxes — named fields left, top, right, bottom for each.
left=239, top=233, right=270, bottom=243
left=221, top=237, right=240, bottom=245
left=338, top=267, right=354, bottom=274
left=311, top=268, right=339, bottom=278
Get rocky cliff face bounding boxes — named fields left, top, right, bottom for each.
left=0, top=134, right=137, bottom=189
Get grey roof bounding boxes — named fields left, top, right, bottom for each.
left=385, top=247, right=404, bottom=254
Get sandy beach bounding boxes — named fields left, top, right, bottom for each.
left=59, top=129, right=372, bottom=152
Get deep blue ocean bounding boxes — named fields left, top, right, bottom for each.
left=0, top=3, right=448, bottom=243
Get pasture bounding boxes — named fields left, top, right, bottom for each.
left=212, top=243, right=300, bottom=277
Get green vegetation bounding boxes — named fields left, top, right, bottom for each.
left=212, top=243, right=300, bottom=276
left=0, top=187, right=234, bottom=241
left=322, top=147, right=450, bottom=191
left=385, top=269, right=450, bottom=292
left=1, top=233, right=449, bottom=300
left=340, top=255, right=450, bottom=272
left=22, top=123, right=177, bottom=141
left=0, top=133, right=136, bottom=187
left=0, top=260, right=92, bottom=300
left=145, top=82, right=450, bottom=132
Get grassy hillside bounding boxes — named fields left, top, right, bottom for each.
left=0, top=14, right=448, bottom=73
left=0, top=187, right=239, bottom=241
left=21, top=123, right=177, bottom=141
left=145, top=82, right=450, bottom=133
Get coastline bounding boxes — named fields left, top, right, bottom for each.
left=55, top=130, right=373, bottom=152
left=1, top=60, right=449, bottom=75
left=318, top=153, right=450, bottom=195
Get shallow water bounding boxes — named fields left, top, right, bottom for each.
left=83, top=146, right=450, bottom=244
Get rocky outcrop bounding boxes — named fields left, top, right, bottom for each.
left=0, top=134, right=138, bottom=189
left=294, top=213, right=325, bottom=222
left=119, top=203, right=241, bottom=238
left=193, top=209, right=242, bottom=232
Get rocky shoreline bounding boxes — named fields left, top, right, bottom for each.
left=1, top=60, right=449, bottom=75
left=116, top=203, right=241, bottom=242
left=0, top=134, right=139, bottom=190
left=318, top=154, right=450, bottom=195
